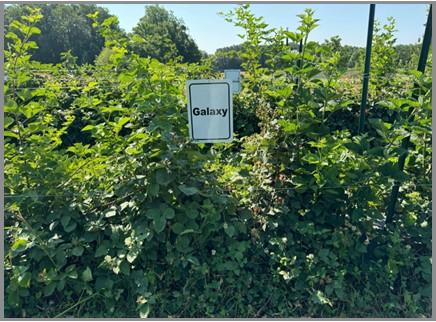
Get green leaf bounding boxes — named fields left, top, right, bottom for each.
left=148, top=183, right=160, bottom=197
left=4, top=130, right=19, bottom=139
left=155, top=169, right=172, bottom=186
left=11, top=238, right=28, bottom=253
left=146, top=208, right=160, bottom=219
left=171, top=223, right=184, bottom=234
left=95, top=243, right=109, bottom=257
left=43, top=283, right=56, bottom=297
left=224, top=223, right=236, bottom=237
left=153, top=216, right=166, bottom=233
left=65, top=265, right=78, bottom=279
left=178, top=185, right=199, bottom=196
left=120, top=261, right=130, bottom=276
left=278, top=119, right=298, bottom=134
left=175, top=236, right=191, bottom=252
left=186, top=208, right=199, bottom=219
left=81, top=124, right=95, bottom=132
left=368, top=118, right=392, bottom=138
left=4, top=100, right=17, bottom=113
left=60, top=215, right=71, bottom=228
left=81, top=267, right=93, bottom=282
left=22, top=101, right=43, bottom=118
left=163, top=207, right=175, bottom=219
left=186, top=255, right=200, bottom=266
left=95, top=277, right=113, bottom=290
left=114, top=116, right=130, bottom=134
left=18, top=271, right=31, bottom=288
left=64, top=221, right=77, bottom=233
left=72, top=246, right=84, bottom=256
left=139, top=303, right=150, bottom=318
left=57, top=279, right=66, bottom=292
left=4, top=116, right=14, bottom=128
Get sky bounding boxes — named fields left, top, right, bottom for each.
left=100, top=4, right=429, bottom=54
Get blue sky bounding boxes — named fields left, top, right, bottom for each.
left=100, top=4, right=429, bottom=54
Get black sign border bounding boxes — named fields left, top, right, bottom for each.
left=188, top=82, right=232, bottom=141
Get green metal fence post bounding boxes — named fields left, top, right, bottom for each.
left=286, top=27, right=289, bottom=46
left=296, top=39, right=303, bottom=88
left=386, top=5, right=432, bottom=225
left=358, top=4, right=376, bottom=134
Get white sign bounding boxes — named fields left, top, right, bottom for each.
left=224, top=69, right=241, bottom=93
left=187, top=80, right=233, bottom=143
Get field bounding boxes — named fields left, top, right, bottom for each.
left=3, top=5, right=432, bottom=318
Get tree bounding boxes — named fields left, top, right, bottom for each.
left=371, top=17, right=398, bottom=77
left=395, top=43, right=420, bottom=69
left=130, top=5, right=202, bottom=63
left=211, top=44, right=244, bottom=70
left=5, top=4, right=121, bottom=65
left=323, top=36, right=362, bottom=71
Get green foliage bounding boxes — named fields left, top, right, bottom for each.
left=129, top=5, right=202, bottom=64
left=221, top=4, right=272, bottom=81
left=4, top=5, right=432, bottom=319
left=395, top=43, right=421, bottom=68
left=210, top=32, right=418, bottom=77
left=372, top=18, right=398, bottom=77
left=211, top=44, right=244, bottom=71
left=5, top=4, right=120, bottom=65
left=322, top=36, right=362, bottom=71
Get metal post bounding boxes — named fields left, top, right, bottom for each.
left=296, top=39, right=303, bottom=87
left=298, top=39, right=303, bottom=66
left=386, top=5, right=432, bottom=224
left=358, top=4, right=376, bottom=133
left=417, top=6, right=432, bottom=73
left=286, top=27, right=289, bottom=46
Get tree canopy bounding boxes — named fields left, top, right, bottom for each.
left=129, top=5, right=202, bottom=63
left=5, top=4, right=121, bottom=65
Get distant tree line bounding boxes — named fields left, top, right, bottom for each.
left=5, top=4, right=203, bottom=65
left=5, top=4, right=422, bottom=71
left=211, top=36, right=421, bottom=72
left=5, top=4, right=116, bottom=65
